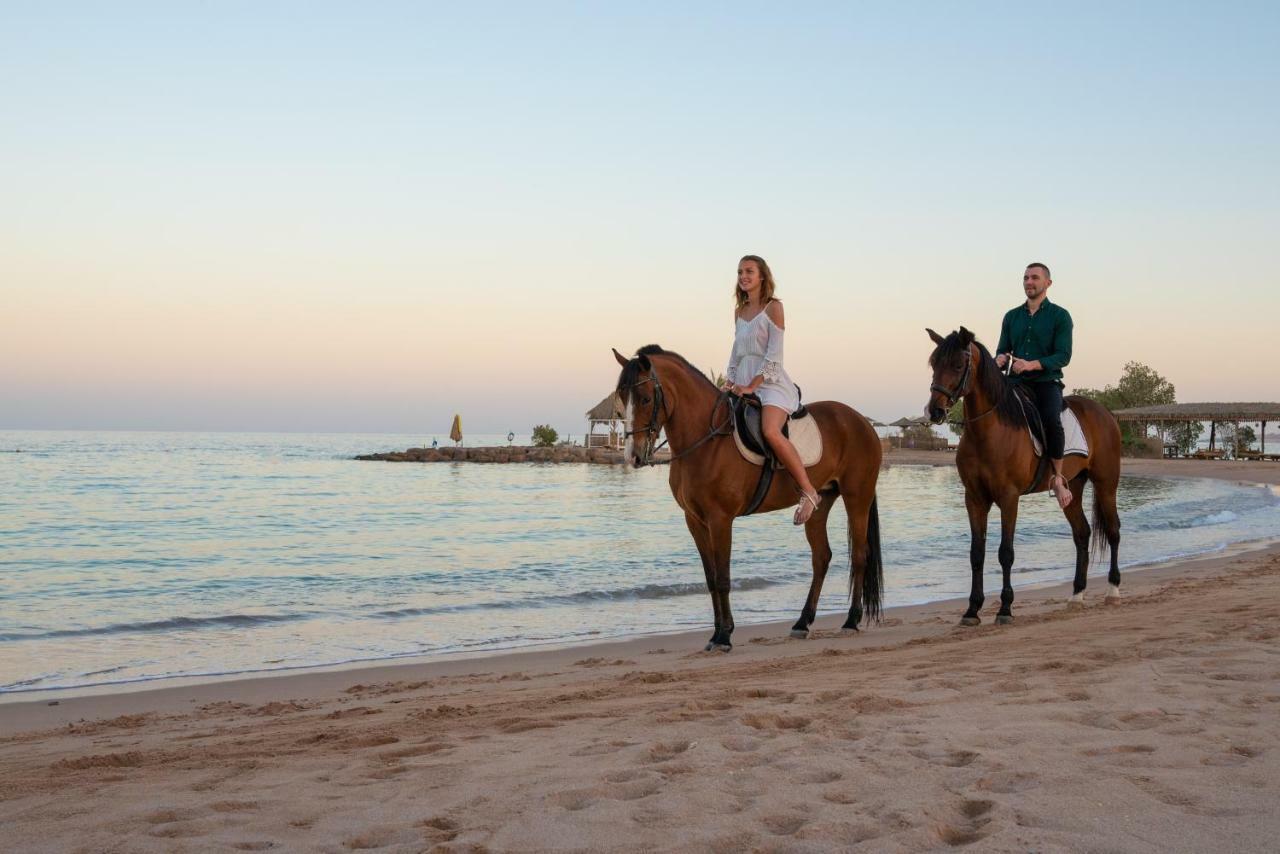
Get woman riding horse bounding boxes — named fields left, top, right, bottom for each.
left=720, top=255, right=821, bottom=524
left=615, top=343, right=883, bottom=651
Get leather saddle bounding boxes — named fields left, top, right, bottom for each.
left=1008, top=383, right=1085, bottom=495
left=729, top=390, right=815, bottom=517
left=733, top=393, right=807, bottom=458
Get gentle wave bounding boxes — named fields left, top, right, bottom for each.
left=0, top=612, right=317, bottom=642
left=1, top=577, right=787, bottom=642
left=371, top=576, right=786, bottom=619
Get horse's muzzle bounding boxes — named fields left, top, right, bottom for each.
left=926, top=404, right=947, bottom=425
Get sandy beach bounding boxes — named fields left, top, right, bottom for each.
left=2, top=459, right=1279, bottom=853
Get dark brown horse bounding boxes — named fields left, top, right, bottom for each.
left=925, top=327, right=1123, bottom=625
left=613, top=345, right=883, bottom=651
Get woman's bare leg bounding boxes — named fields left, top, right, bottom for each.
left=762, top=406, right=819, bottom=523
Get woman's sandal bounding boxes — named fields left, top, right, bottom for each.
left=1049, top=474, right=1073, bottom=510
left=793, top=490, right=822, bottom=525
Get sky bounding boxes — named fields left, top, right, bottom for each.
left=3, top=2, right=1278, bottom=436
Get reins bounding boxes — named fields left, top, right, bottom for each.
left=931, top=345, right=999, bottom=423
left=620, top=367, right=735, bottom=467
left=933, top=341, right=1050, bottom=495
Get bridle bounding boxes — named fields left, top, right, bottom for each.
left=930, top=343, right=998, bottom=424
left=620, top=366, right=734, bottom=467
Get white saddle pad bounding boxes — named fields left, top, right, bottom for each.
left=1030, top=405, right=1089, bottom=458
left=734, top=415, right=824, bottom=468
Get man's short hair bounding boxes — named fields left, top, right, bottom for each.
left=1026, top=262, right=1051, bottom=279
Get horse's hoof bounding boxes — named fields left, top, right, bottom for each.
left=995, top=614, right=1013, bottom=625
left=839, top=625, right=860, bottom=635
left=704, top=642, right=716, bottom=652
left=1066, top=599, right=1086, bottom=609
left=712, top=643, right=732, bottom=653
left=1105, top=596, right=1123, bottom=606
left=789, top=629, right=810, bottom=639
left=959, top=616, right=981, bottom=627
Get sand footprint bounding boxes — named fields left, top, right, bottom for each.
left=646, top=739, right=693, bottom=762
left=548, top=789, right=598, bottom=811
left=1126, top=774, right=1202, bottom=810
left=341, top=828, right=396, bottom=849
left=933, top=798, right=995, bottom=847
left=740, top=713, right=812, bottom=732
left=760, top=811, right=810, bottom=836
left=570, top=739, right=635, bottom=757
left=975, top=770, right=1040, bottom=793
left=1081, top=744, right=1156, bottom=760
left=909, top=747, right=979, bottom=768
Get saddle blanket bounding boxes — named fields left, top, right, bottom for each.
left=1031, top=405, right=1089, bottom=458
left=734, top=414, right=824, bottom=468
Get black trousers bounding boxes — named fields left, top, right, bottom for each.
left=1030, top=382, right=1066, bottom=459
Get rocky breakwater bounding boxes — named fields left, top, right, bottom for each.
left=355, top=445, right=627, bottom=464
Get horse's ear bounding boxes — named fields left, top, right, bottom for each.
left=612, top=348, right=629, bottom=368
left=637, top=352, right=652, bottom=370
left=958, top=326, right=975, bottom=346
left=926, top=328, right=945, bottom=346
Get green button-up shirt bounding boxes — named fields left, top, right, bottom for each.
left=996, top=298, right=1072, bottom=385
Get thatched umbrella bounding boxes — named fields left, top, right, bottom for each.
left=449, top=414, right=463, bottom=446
left=889, top=416, right=930, bottom=429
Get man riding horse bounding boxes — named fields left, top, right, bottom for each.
left=995, top=262, right=1074, bottom=509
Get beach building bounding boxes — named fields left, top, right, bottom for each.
left=1112, top=401, right=1280, bottom=459
left=585, top=392, right=626, bottom=450
left=887, top=415, right=949, bottom=451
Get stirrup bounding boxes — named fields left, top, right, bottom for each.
left=793, top=491, right=820, bottom=525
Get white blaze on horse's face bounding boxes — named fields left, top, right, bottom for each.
left=623, top=394, right=636, bottom=464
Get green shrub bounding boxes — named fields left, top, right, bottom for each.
left=531, top=425, right=558, bottom=447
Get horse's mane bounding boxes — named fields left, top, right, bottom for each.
left=930, top=331, right=1027, bottom=430
left=615, top=344, right=718, bottom=402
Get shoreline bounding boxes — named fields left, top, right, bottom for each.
left=3, top=456, right=1277, bottom=712
left=355, top=444, right=639, bottom=464
left=3, top=532, right=1277, bottom=735
left=4, top=531, right=1277, bottom=713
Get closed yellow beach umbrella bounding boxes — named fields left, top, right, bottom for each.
left=449, top=414, right=463, bottom=445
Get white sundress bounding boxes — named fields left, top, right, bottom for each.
left=725, top=309, right=801, bottom=413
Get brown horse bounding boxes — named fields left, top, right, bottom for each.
left=613, top=345, right=883, bottom=651
left=924, top=327, right=1123, bottom=625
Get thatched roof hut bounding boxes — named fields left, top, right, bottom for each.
left=1111, top=401, right=1280, bottom=453
left=1110, top=402, right=1280, bottom=422
left=585, top=393, right=626, bottom=449
left=586, top=393, right=625, bottom=421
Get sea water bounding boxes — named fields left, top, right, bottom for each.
left=2, top=430, right=1277, bottom=695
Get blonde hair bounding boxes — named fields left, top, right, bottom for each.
left=735, top=255, right=777, bottom=309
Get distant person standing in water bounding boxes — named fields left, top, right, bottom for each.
left=995, top=262, right=1074, bottom=509
left=721, top=255, right=820, bottom=524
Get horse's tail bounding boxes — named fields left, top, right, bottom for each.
left=1090, top=484, right=1108, bottom=564
left=851, top=495, right=884, bottom=622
